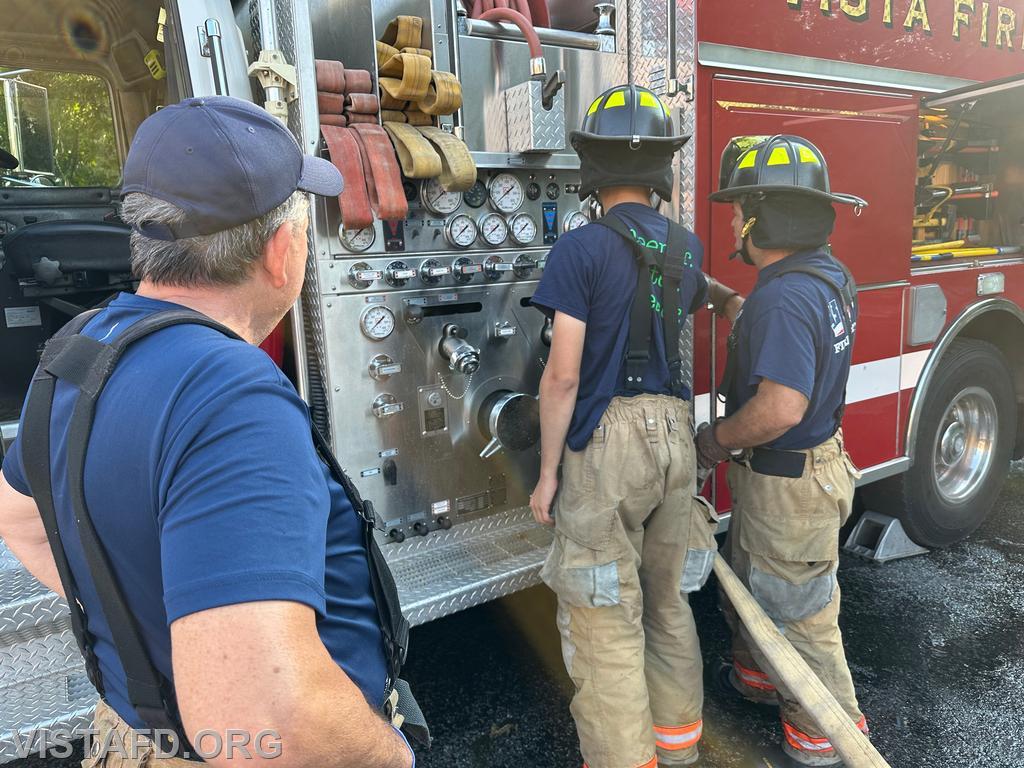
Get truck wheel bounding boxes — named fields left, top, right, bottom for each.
left=862, top=339, right=1016, bottom=548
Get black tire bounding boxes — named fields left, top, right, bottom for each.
left=861, top=339, right=1016, bottom=548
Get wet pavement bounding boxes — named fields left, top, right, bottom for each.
left=12, top=470, right=1024, bottom=768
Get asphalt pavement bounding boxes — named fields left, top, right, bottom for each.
left=12, top=469, right=1024, bottom=768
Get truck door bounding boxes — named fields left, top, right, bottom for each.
left=164, top=1, right=253, bottom=100
left=706, top=74, right=919, bottom=472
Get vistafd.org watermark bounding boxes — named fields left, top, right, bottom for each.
left=11, top=726, right=283, bottom=760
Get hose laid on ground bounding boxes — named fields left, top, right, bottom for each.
left=713, top=554, right=892, bottom=768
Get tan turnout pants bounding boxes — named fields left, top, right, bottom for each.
left=82, top=699, right=195, bottom=768
left=541, top=395, right=718, bottom=768
left=721, top=434, right=867, bottom=764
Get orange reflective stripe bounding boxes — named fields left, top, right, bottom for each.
left=734, top=661, right=777, bottom=691
left=855, top=715, right=869, bottom=733
left=782, top=721, right=834, bottom=754
left=654, top=720, right=703, bottom=750
left=584, top=758, right=657, bottom=768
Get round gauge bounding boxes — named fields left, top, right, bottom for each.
left=526, top=181, right=541, bottom=201
left=488, top=173, right=525, bottom=213
left=359, top=305, right=395, bottom=341
left=563, top=210, right=589, bottom=232
left=402, top=180, right=418, bottom=202
left=545, top=181, right=560, bottom=200
left=339, top=225, right=375, bottom=253
left=464, top=179, right=488, bottom=208
left=420, top=178, right=462, bottom=215
left=444, top=213, right=478, bottom=249
left=478, top=212, right=509, bottom=246
left=509, top=212, right=538, bottom=246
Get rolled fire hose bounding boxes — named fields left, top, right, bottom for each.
left=468, top=0, right=550, bottom=28
left=418, top=126, right=476, bottom=191
left=350, top=123, right=409, bottom=222
left=383, top=122, right=443, bottom=179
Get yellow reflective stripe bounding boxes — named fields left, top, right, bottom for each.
left=737, top=150, right=757, bottom=169
left=639, top=91, right=658, bottom=109
left=604, top=89, right=627, bottom=108
left=587, top=96, right=602, bottom=115
left=798, top=145, right=820, bottom=163
left=767, top=146, right=791, bottom=165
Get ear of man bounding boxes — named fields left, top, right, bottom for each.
left=261, top=221, right=296, bottom=289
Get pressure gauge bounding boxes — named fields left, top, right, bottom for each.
left=488, top=172, right=525, bottom=213
left=478, top=212, right=509, bottom=246
left=526, top=181, right=542, bottom=201
left=464, top=180, right=488, bottom=208
left=359, top=305, right=395, bottom=341
left=444, top=213, right=478, bottom=249
left=340, top=225, right=375, bottom=253
left=420, top=178, right=462, bottom=215
left=563, top=210, right=589, bottom=232
left=509, top=212, right=538, bottom=246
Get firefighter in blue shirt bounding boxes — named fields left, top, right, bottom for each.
left=699, top=135, right=869, bottom=767
left=530, top=85, right=715, bottom=768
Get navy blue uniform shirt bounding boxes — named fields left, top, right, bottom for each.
left=2, top=293, right=388, bottom=727
left=724, top=248, right=855, bottom=451
left=531, top=203, right=708, bottom=451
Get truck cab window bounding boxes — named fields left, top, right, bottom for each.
left=0, top=69, right=119, bottom=188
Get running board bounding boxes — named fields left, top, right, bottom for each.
left=385, top=508, right=553, bottom=626
left=843, top=511, right=929, bottom=562
left=0, top=541, right=96, bottom=765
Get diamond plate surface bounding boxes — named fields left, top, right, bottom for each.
left=504, top=80, right=567, bottom=153
left=0, top=542, right=93, bottom=766
left=386, top=508, right=553, bottom=626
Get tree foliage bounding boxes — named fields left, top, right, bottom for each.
left=1, top=70, right=120, bottom=187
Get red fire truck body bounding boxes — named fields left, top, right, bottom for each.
left=690, top=0, right=1024, bottom=546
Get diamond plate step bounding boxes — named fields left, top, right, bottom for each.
left=0, top=541, right=94, bottom=765
left=386, top=508, right=553, bottom=626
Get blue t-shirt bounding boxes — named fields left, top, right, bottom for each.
left=531, top=203, right=707, bottom=451
left=1, top=293, right=388, bottom=727
left=724, top=248, right=855, bottom=451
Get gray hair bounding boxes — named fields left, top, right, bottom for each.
left=120, top=191, right=309, bottom=286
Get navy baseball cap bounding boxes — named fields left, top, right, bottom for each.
left=122, top=96, right=342, bottom=240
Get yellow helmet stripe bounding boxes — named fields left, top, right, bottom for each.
left=587, top=95, right=602, bottom=116
left=767, top=146, right=791, bottom=166
left=737, top=150, right=757, bottom=169
left=798, top=145, right=821, bottom=164
left=604, top=89, right=627, bottom=108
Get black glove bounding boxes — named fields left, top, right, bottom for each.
left=695, top=422, right=732, bottom=486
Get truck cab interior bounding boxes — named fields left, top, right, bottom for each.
left=0, top=0, right=171, bottom=440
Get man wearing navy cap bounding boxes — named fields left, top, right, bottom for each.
left=0, top=97, right=414, bottom=767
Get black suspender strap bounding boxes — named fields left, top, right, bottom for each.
left=594, top=212, right=692, bottom=394
left=19, top=305, right=420, bottom=749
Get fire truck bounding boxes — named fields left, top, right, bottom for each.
left=1, top=0, right=1022, bottom=760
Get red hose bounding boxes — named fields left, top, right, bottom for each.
left=476, top=7, right=543, bottom=60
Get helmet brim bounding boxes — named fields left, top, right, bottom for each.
left=708, top=184, right=867, bottom=207
left=570, top=130, right=691, bottom=151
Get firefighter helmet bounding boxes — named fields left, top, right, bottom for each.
left=709, top=135, right=867, bottom=208
left=570, top=84, right=690, bottom=201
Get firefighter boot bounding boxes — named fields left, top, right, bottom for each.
left=713, top=661, right=779, bottom=707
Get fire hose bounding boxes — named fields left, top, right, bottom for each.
left=714, top=554, right=892, bottom=768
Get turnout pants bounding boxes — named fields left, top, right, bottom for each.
left=721, top=434, right=867, bottom=765
left=81, top=700, right=195, bottom=768
left=541, top=395, right=718, bottom=768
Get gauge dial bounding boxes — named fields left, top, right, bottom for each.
left=420, top=178, right=462, bottom=215
left=488, top=173, right=525, bottom=213
left=464, top=179, right=487, bottom=208
left=478, top=212, right=509, bottom=246
left=563, top=210, right=589, bottom=232
left=545, top=181, right=560, bottom=200
left=526, top=181, right=541, bottom=201
left=340, top=225, right=375, bottom=253
left=445, top=213, right=478, bottom=249
left=509, top=212, right=538, bottom=246
left=360, top=305, right=395, bottom=341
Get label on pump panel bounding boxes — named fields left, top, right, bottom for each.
left=542, top=202, right=558, bottom=245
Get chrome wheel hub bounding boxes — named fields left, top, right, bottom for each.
left=932, top=386, right=997, bottom=504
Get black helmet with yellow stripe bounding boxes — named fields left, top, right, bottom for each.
left=570, top=84, right=690, bottom=201
left=710, top=135, right=866, bottom=207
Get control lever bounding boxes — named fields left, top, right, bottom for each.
left=541, top=316, right=553, bottom=347
left=439, top=323, right=481, bottom=374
